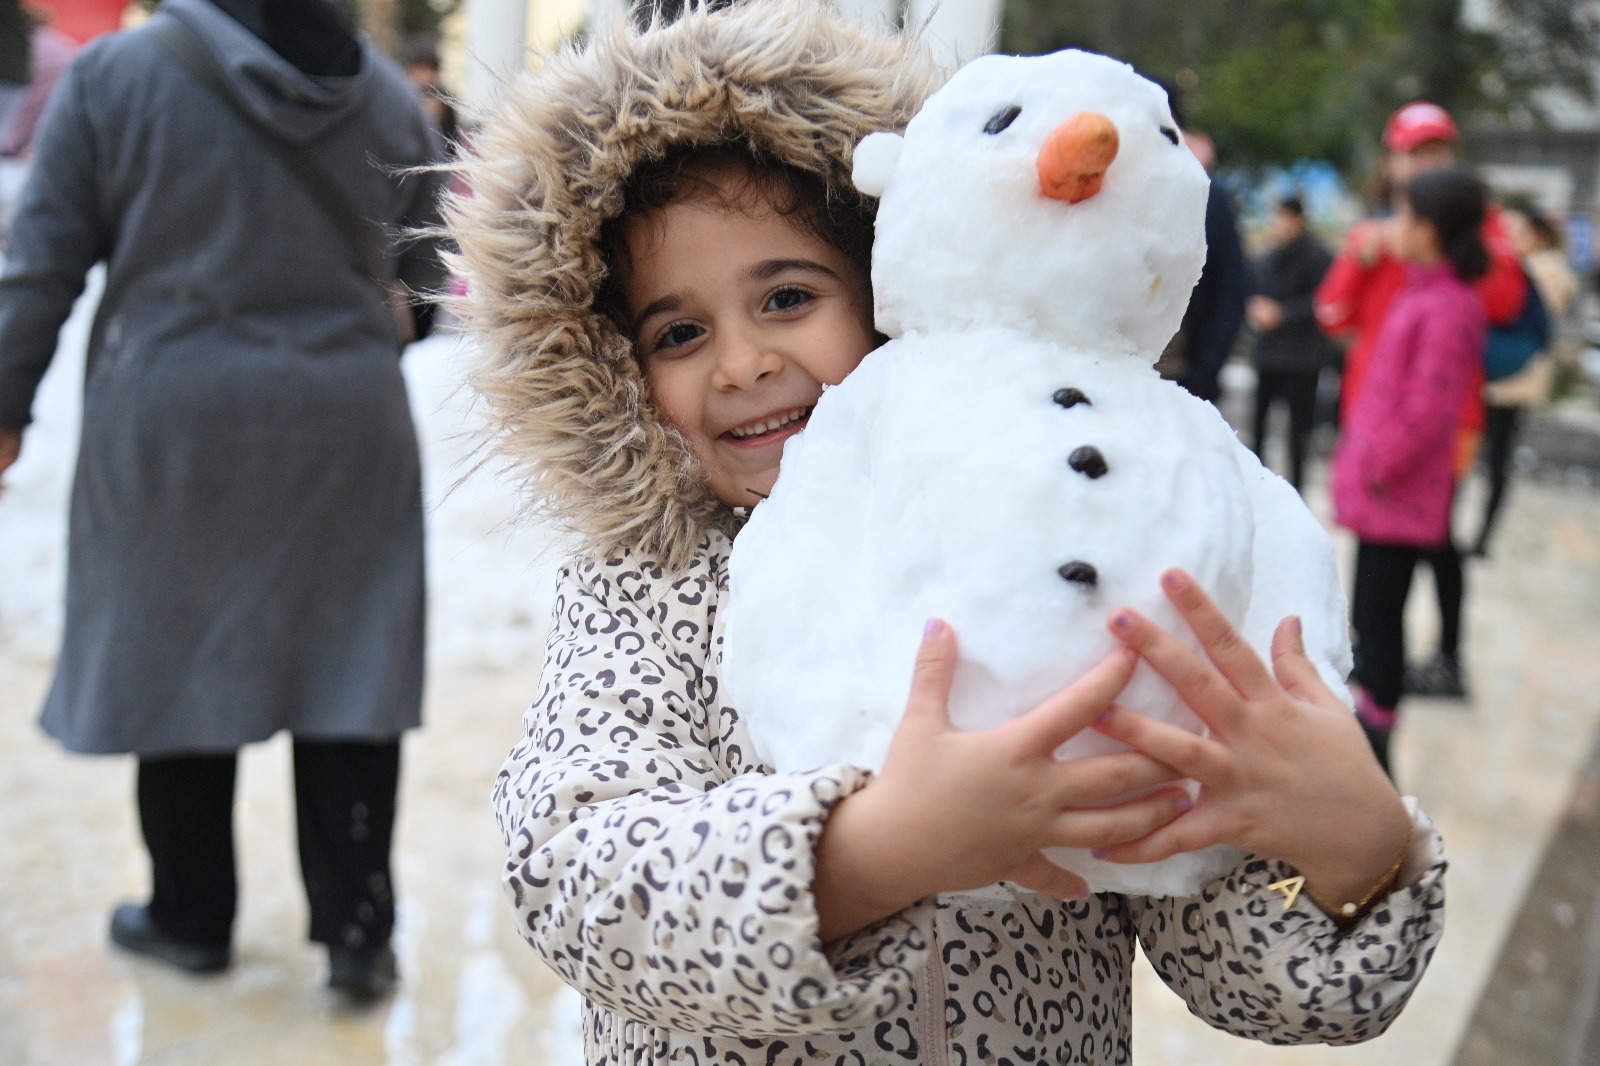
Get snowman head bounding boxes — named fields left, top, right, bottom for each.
left=853, top=50, right=1209, bottom=356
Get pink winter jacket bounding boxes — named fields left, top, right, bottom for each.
left=1332, top=262, right=1487, bottom=546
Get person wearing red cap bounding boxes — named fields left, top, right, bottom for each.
left=1315, top=101, right=1527, bottom=706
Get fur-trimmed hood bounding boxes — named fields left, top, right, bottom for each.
left=447, top=0, right=940, bottom=571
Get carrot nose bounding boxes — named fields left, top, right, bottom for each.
left=1037, top=112, right=1119, bottom=204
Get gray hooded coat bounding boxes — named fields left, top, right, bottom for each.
left=0, top=0, right=442, bottom=755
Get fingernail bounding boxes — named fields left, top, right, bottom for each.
left=924, top=618, right=944, bottom=638
left=1091, top=848, right=1109, bottom=860
left=1175, top=794, right=1193, bottom=813
left=1095, top=707, right=1115, bottom=725
left=1162, top=570, right=1189, bottom=591
left=1111, top=610, right=1135, bottom=632
left=1289, top=615, right=1305, bottom=650
left=1071, top=884, right=1091, bottom=900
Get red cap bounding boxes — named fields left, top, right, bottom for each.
left=1384, top=102, right=1458, bottom=152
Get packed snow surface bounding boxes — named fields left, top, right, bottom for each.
left=722, top=49, right=1352, bottom=898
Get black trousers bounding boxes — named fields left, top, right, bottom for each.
left=1473, top=403, right=1523, bottom=554
left=1424, top=537, right=1463, bottom=658
left=136, top=737, right=400, bottom=949
left=1350, top=540, right=1428, bottom=711
left=1251, top=368, right=1320, bottom=491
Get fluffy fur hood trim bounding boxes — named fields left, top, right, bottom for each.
left=447, top=0, right=940, bottom=571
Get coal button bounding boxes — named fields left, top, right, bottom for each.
left=1052, top=387, right=1091, bottom=409
left=1057, top=561, right=1098, bottom=587
left=1068, top=446, right=1109, bottom=478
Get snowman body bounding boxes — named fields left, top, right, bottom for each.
left=721, top=50, right=1351, bottom=897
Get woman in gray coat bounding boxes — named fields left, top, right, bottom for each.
left=0, top=0, right=442, bottom=1000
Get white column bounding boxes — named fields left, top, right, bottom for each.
left=906, top=0, right=1001, bottom=66
left=463, top=0, right=529, bottom=109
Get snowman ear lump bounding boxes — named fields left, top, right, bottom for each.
left=852, top=131, right=903, bottom=198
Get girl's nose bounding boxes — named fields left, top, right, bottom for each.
left=712, top=330, right=785, bottom=390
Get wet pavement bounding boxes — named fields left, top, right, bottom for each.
left=3, top=312, right=1599, bottom=1063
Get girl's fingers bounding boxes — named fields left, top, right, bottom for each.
left=1093, top=809, right=1223, bottom=866
left=1007, top=852, right=1091, bottom=901
left=1049, top=787, right=1191, bottom=849
left=1093, top=705, right=1230, bottom=784
left=1269, top=616, right=1332, bottom=702
left=901, top=618, right=959, bottom=736
left=1158, top=569, right=1278, bottom=701
left=1108, top=607, right=1241, bottom=733
left=1014, top=645, right=1138, bottom=754
left=1049, top=751, right=1184, bottom=807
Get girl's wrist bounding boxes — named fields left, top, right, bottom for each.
left=813, top=783, right=938, bottom=942
left=1287, top=794, right=1413, bottom=921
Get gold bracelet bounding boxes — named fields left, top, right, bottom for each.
left=1266, top=837, right=1411, bottom=924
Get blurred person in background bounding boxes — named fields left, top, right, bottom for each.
left=1247, top=193, right=1339, bottom=492
left=1332, top=166, right=1491, bottom=774
left=1470, top=204, right=1577, bottom=558
left=1153, top=83, right=1248, bottom=406
left=402, top=33, right=458, bottom=157
left=0, top=0, right=29, bottom=135
left=0, top=0, right=445, bottom=1002
left=1316, top=101, right=1527, bottom=700
left=0, top=12, right=78, bottom=238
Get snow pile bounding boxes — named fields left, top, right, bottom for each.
left=722, top=50, right=1351, bottom=897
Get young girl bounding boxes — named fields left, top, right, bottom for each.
left=451, top=5, right=1445, bottom=1062
left=1333, top=166, right=1492, bottom=772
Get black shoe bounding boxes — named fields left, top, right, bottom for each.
left=328, top=943, right=398, bottom=1003
left=109, top=904, right=231, bottom=974
left=1403, top=652, right=1469, bottom=699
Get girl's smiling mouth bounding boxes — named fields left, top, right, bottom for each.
left=724, top=406, right=814, bottom=445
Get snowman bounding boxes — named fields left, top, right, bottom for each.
left=720, top=49, right=1352, bottom=897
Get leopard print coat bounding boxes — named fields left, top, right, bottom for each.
left=494, top=532, right=1448, bottom=1065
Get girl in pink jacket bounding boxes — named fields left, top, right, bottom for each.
left=1333, top=166, right=1490, bottom=772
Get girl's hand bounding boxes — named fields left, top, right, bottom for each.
left=814, top=619, right=1190, bottom=942
left=1093, top=569, right=1413, bottom=911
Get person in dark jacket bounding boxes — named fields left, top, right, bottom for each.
left=1248, top=195, right=1338, bottom=492
left=0, top=0, right=444, bottom=1002
left=1147, top=89, right=1248, bottom=406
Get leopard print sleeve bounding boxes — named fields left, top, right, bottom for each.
left=493, top=540, right=931, bottom=1040
left=1126, top=797, right=1446, bottom=1046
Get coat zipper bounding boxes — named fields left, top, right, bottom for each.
left=915, top=916, right=951, bottom=1066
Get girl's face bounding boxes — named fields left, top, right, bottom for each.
left=618, top=180, right=876, bottom=507
left=1392, top=200, right=1441, bottom=265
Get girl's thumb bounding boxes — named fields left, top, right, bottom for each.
left=904, top=618, right=959, bottom=731
left=1270, top=616, right=1323, bottom=697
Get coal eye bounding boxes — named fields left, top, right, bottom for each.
left=984, top=105, right=1021, bottom=135
left=1160, top=126, right=1180, bottom=145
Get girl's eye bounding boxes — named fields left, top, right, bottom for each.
left=765, top=287, right=813, bottom=313
left=653, top=320, right=704, bottom=352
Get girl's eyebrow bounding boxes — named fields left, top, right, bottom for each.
left=749, top=258, right=840, bottom=282
left=633, top=294, right=683, bottom=336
